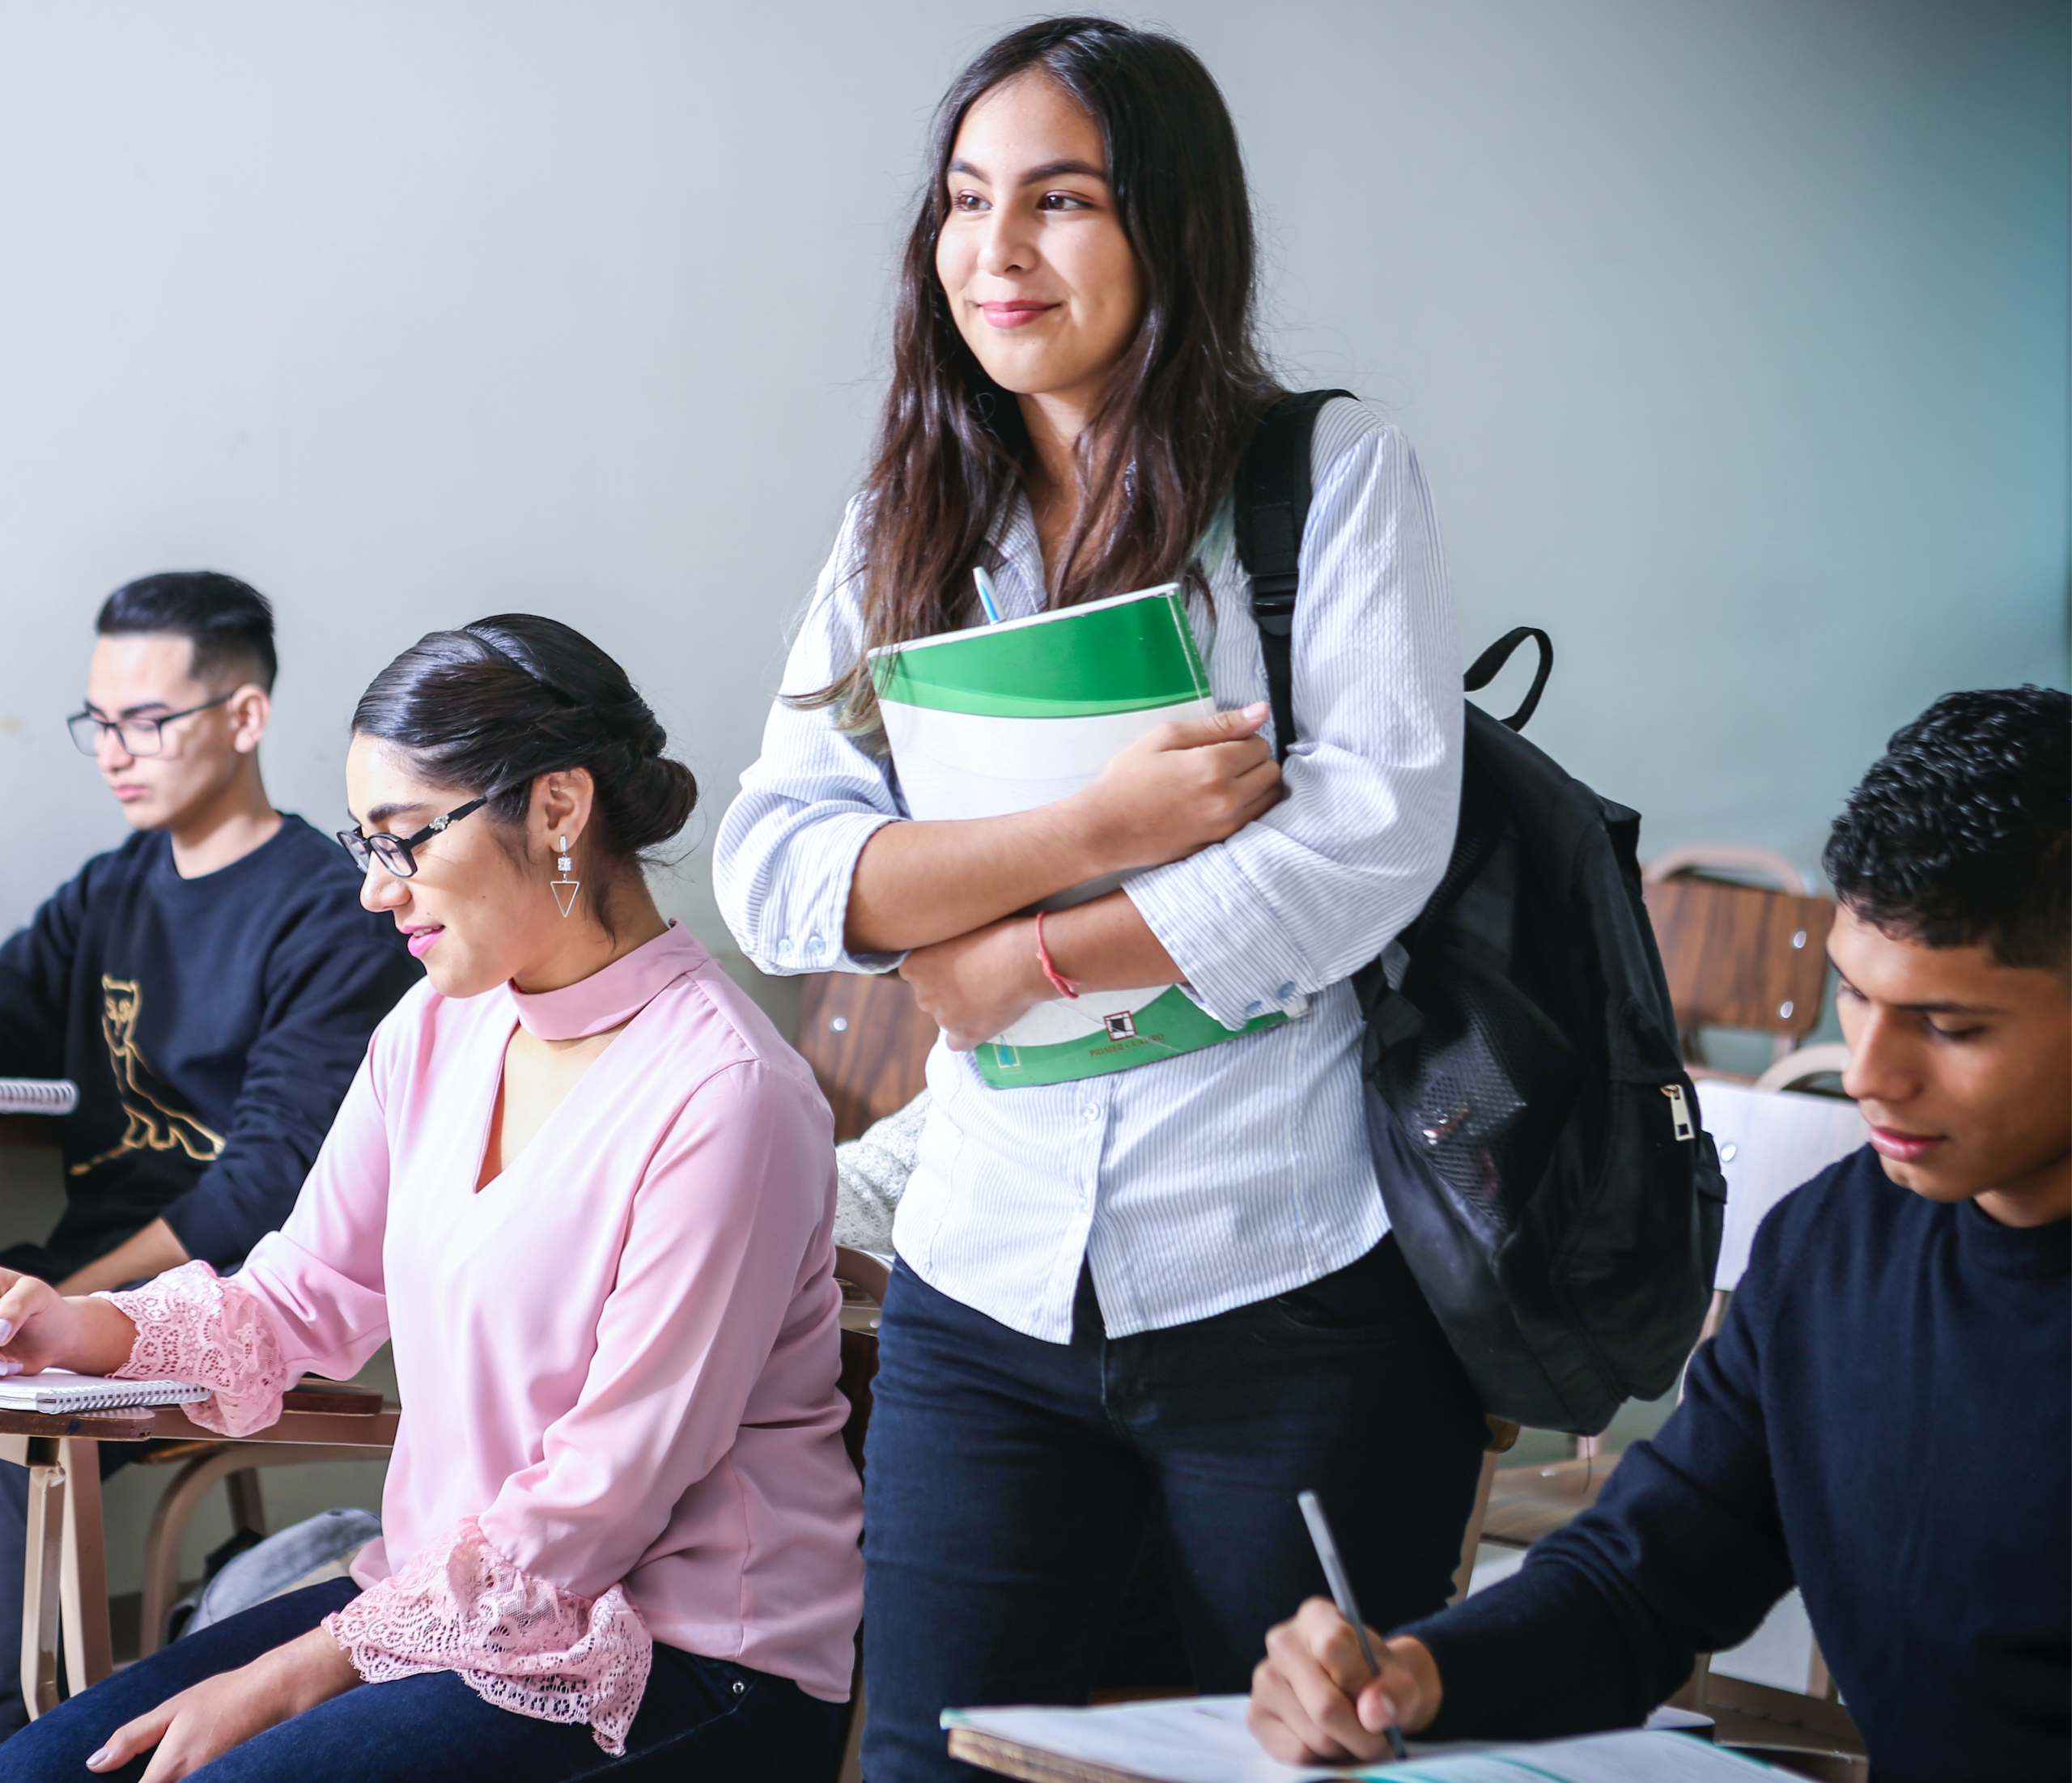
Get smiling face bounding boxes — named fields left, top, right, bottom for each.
left=84, top=633, right=266, bottom=832
left=934, top=71, right=1144, bottom=416
left=345, top=733, right=599, bottom=1000
left=1831, top=903, right=2072, bottom=1226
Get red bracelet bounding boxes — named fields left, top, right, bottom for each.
left=1034, top=911, right=1081, bottom=1000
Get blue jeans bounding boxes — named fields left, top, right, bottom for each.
left=860, top=1239, right=1489, bottom=1782
left=2, top=1579, right=843, bottom=1781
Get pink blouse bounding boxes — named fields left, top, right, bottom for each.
left=103, top=923, right=863, bottom=1753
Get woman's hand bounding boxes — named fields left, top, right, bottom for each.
left=1068, top=703, right=1283, bottom=873
left=899, top=918, right=1049, bottom=1051
left=88, top=1627, right=362, bottom=1781
left=0, top=1270, right=138, bottom=1379
left=1247, top=1598, right=1442, bottom=1764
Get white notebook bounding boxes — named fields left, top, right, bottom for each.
left=0, top=1374, right=208, bottom=1416
left=0, top=1079, right=77, bottom=1117
left=942, top=1697, right=1772, bottom=1783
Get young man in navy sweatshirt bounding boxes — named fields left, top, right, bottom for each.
left=1248, top=686, right=2070, bottom=1783
left=0, top=572, right=417, bottom=1732
left=0, top=572, right=418, bottom=1293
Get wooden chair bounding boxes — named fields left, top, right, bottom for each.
left=796, top=973, right=936, bottom=1142
left=1641, top=850, right=1836, bottom=1074
left=132, top=1378, right=393, bottom=1657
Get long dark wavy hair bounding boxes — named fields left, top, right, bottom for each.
left=809, top=15, right=1282, bottom=728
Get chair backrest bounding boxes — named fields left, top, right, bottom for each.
left=1642, top=873, right=1837, bottom=1046
left=1642, top=845, right=1810, bottom=896
left=796, top=973, right=937, bottom=1141
left=1696, top=1080, right=1869, bottom=1293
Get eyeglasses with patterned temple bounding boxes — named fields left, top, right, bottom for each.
left=337, top=799, right=489, bottom=879
left=67, top=692, right=236, bottom=758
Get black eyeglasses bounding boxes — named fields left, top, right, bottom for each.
left=67, top=692, right=235, bottom=758
left=337, top=799, right=487, bottom=879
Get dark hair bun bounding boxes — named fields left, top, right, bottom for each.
left=352, top=613, right=697, bottom=862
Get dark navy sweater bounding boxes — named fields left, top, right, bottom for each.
left=0, top=817, right=418, bottom=1276
left=1402, top=1146, right=2069, bottom=1783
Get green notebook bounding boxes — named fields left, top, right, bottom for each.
left=872, top=584, right=1285, bottom=1089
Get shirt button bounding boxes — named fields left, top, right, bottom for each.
left=1081, top=1105, right=1100, bottom=1123
left=1243, top=1000, right=1263, bottom=1017
left=776, top=936, right=793, bottom=956
left=807, top=934, right=825, bottom=955
left=1277, top=982, right=1297, bottom=1000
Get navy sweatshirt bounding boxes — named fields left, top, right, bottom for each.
left=0, top=817, right=419, bottom=1276
left=1402, top=1146, right=2069, bottom=1783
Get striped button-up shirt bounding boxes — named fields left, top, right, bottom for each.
left=714, top=397, right=1460, bottom=1342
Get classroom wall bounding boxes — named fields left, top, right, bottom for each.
left=0, top=0, right=2064, bottom=1008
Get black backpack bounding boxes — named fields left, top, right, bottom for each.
left=1234, top=390, right=1725, bottom=1435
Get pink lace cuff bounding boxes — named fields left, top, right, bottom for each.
left=98, top=1262, right=293, bottom=1438
left=324, top=1518, right=653, bottom=1755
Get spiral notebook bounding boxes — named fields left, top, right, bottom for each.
left=0, top=1079, right=78, bottom=1117
left=0, top=1374, right=209, bottom=1416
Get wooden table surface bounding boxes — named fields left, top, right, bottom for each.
left=3, top=1387, right=398, bottom=1719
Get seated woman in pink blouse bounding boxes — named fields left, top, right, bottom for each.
left=0, top=616, right=863, bottom=1782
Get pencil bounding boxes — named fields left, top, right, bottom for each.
left=1297, top=1488, right=1408, bottom=1764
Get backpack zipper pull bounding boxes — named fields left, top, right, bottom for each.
left=1661, top=1082, right=1695, bottom=1141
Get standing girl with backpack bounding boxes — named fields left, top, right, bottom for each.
left=715, top=19, right=1487, bottom=1779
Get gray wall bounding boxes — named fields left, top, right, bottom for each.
left=0, top=0, right=2064, bottom=981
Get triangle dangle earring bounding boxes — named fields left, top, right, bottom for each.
left=551, top=834, right=580, bottom=919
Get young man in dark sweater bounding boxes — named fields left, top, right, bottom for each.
left=1249, top=686, right=2070, bottom=1783
left=0, top=572, right=417, bottom=1734
left=0, top=572, right=418, bottom=1292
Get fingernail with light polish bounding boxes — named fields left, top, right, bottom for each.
left=0, top=1318, right=15, bottom=1343
left=87, top=1747, right=111, bottom=1769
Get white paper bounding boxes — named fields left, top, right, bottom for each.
left=942, top=1696, right=1777, bottom=1783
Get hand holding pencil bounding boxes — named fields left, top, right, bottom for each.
left=1246, top=1492, right=1441, bottom=1766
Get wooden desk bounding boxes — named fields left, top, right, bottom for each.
left=3, top=1391, right=398, bottom=1717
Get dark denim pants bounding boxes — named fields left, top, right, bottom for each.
left=860, top=1237, right=1489, bottom=1782
left=2, top=1579, right=842, bottom=1781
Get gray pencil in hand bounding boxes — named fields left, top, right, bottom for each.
left=1297, top=1488, right=1408, bottom=1764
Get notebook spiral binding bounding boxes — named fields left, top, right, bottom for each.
left=0, top=1079, right=78, bottom=1117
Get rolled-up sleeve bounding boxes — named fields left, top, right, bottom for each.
left=715, top=499, right=909, bottom=977
left=1125, top=407, right=1461, bottom=1029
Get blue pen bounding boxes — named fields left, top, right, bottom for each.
left=973, top=566, right=1004, bottom=625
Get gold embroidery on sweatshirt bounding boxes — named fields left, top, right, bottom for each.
left=70, top=976, right=225, bottom=1174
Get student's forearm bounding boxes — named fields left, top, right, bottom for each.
left=843, top=704, right=1284, bottom=956
left=844, top=808, right=1115, bottom=956
left=57, top=1217, right=190, bottom=1297
left=895, top=891, right=1183, bottom=1051
left=0, top=1282, right=141, bottom=1378
left=1034, top=890, right=1182, bottom=992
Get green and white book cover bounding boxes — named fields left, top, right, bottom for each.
left=871, top=584, right=1285, bottom=1089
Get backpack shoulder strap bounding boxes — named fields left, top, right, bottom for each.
left=1233, top=389, right=1354, bottom=762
